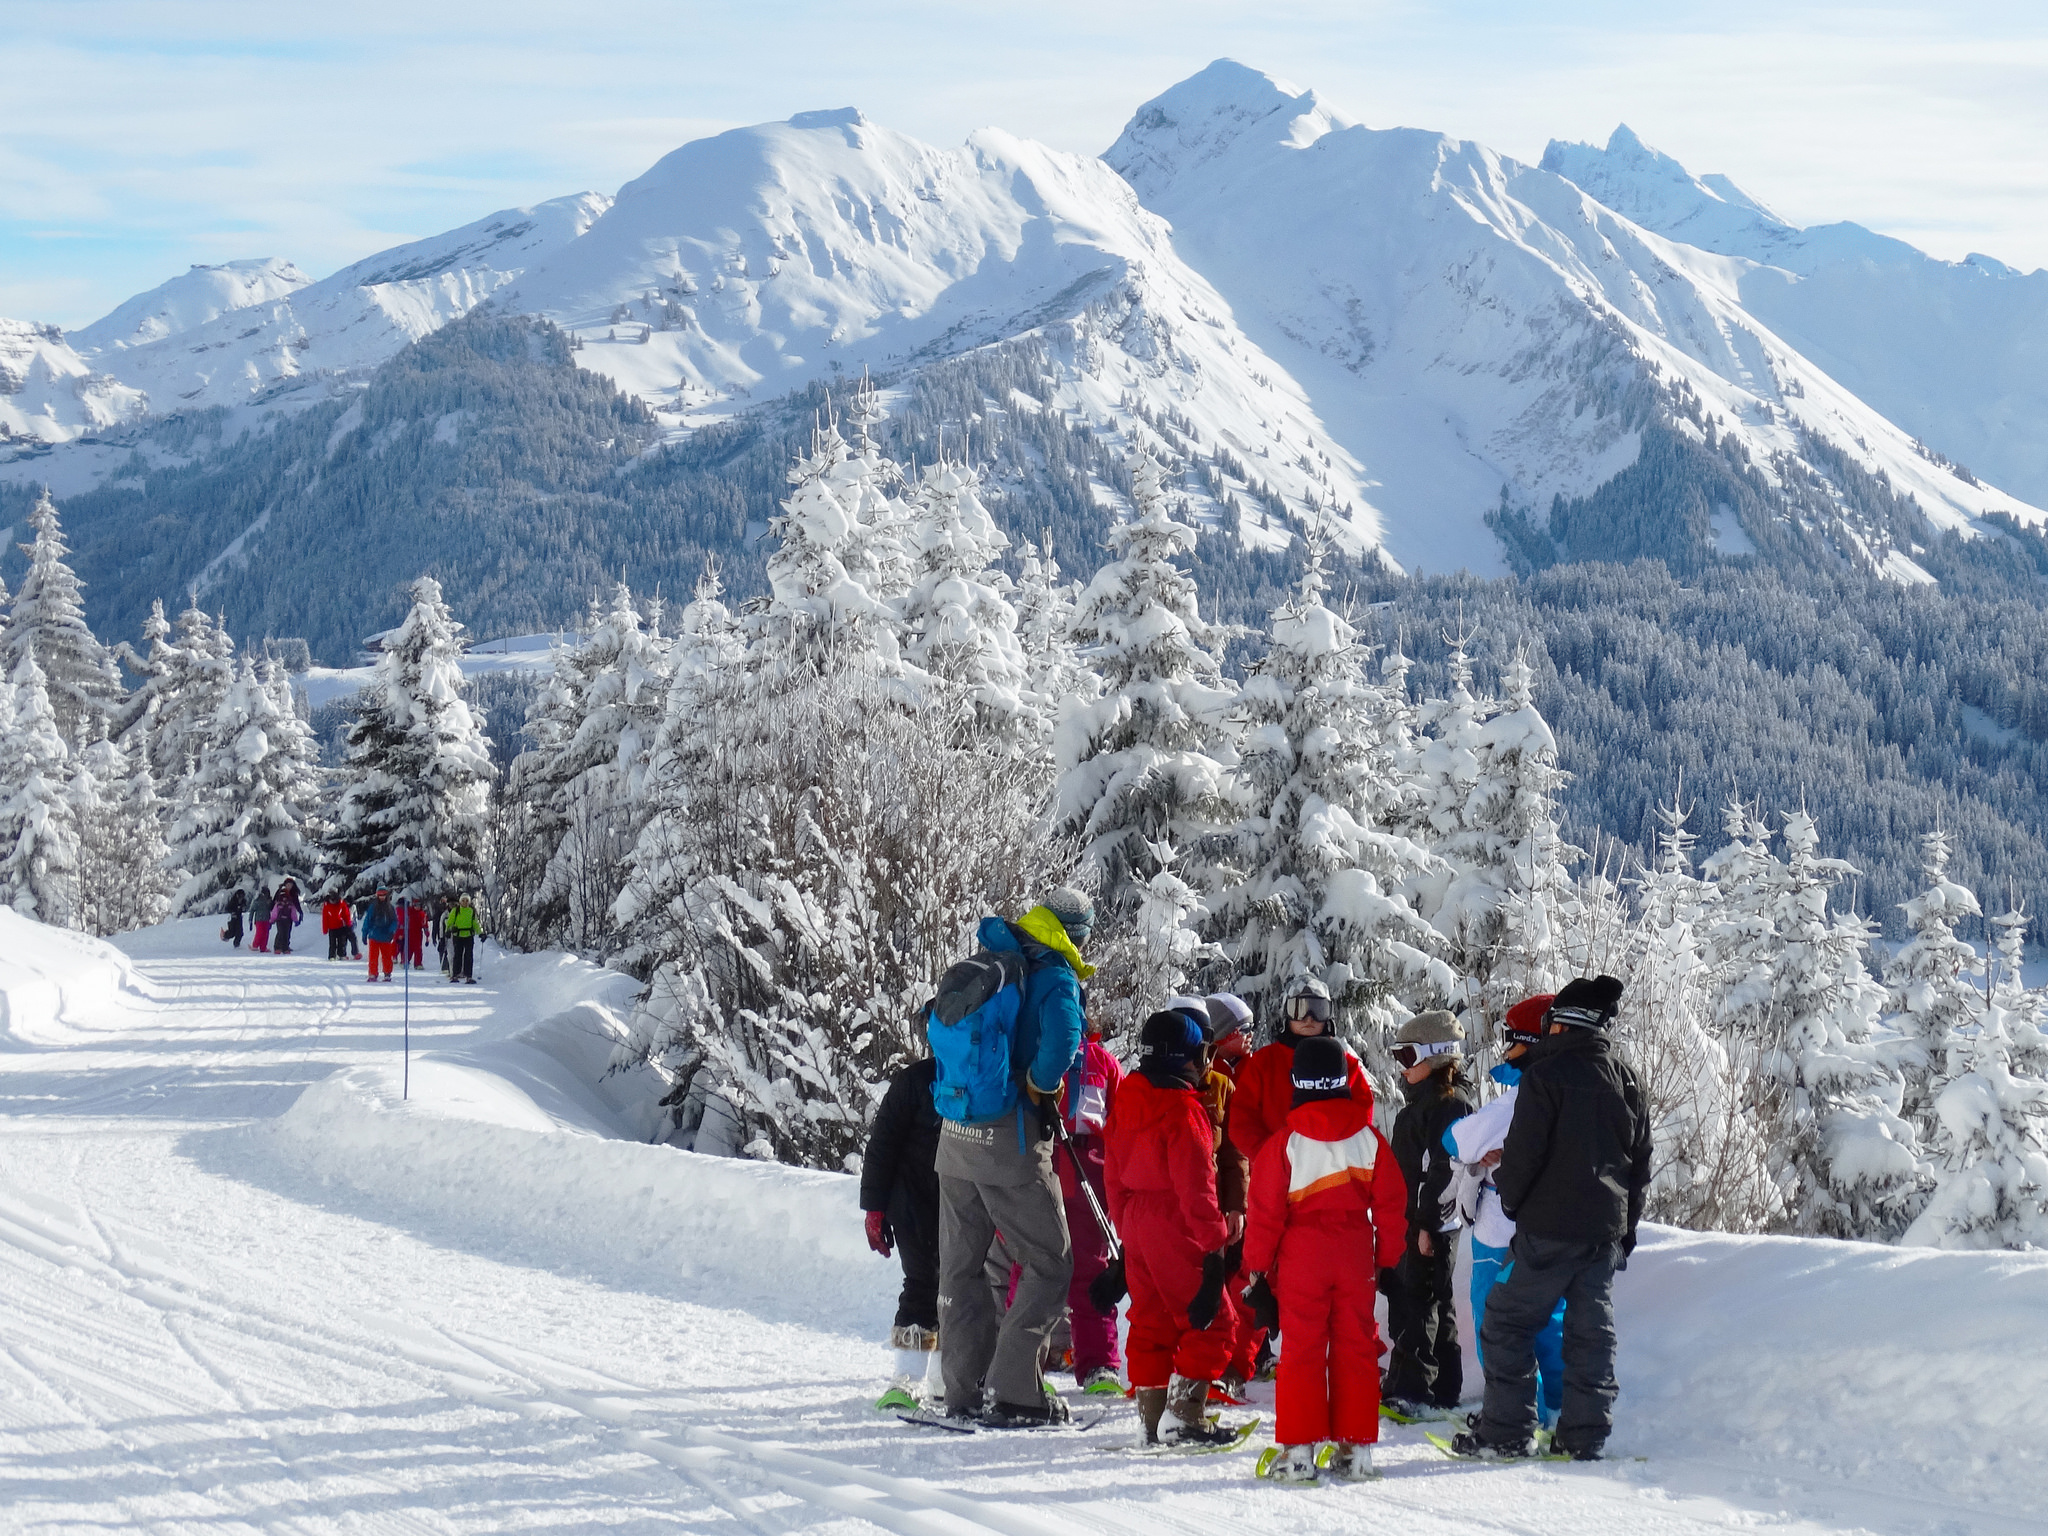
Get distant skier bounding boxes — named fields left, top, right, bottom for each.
left=270, top=879, right=303, bottom=955
left=398, top=899, right=429, bottom=971
left=361, top=890, right=399, bottom=981
left=1446, top=994, right=1568, bottom=1428
left=445, top=894, right=480, bottom=983
left=1451, top=976, right=1652, bottom=1463
left=1103, top=1008, right=1242, bottom=1449
left=931, top=887, right=1091, bottom=1428
left=1244, top=1035, right=1407, bottom=1484
left=222, top=888, right=248, bottom=948
left=322, top=895, right=352, bottom=961
left=861, top=1053, right=943, bottom=1411
left=1381, top=1010, right=1474, bottom=1417
left=251, top=885, right=274, bottom=954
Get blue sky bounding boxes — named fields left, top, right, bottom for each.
left=4, top=1, right=2045, bottom=327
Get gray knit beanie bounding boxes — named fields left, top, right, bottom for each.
left=1041, top=886, right=1095, bottom=937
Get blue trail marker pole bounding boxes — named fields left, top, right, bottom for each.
left=400, top=896, right=411, bottom=1101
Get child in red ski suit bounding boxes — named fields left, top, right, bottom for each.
left=1103, top=1009, right=1243, bottom=1448
left=1056, top=1029, right=1125, bottom=1390
left=1244, top=1034, right=1408, bottom=1483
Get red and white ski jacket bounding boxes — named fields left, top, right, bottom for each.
left=1244, top=1097, right=1408, bottom=1275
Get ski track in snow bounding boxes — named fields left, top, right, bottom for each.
left=0, top=922, right=2038, bottom=1535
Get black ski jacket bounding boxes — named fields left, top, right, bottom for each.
left=1495, top=1029, right=1654, bottom=1248
left=861, top=1058, right=943, bottom=1234
left=1391, top=1073, right=1473, bottom=1246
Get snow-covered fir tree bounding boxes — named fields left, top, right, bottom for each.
left=1702, top=806, right=1917, bottom=1238
left=323, top=577, right=494, bottom=899
left=69, top=726, right=176, bottom=936
left=1207, top=546, right=1448, bottom=1057
left=2, top=493, right=124, bottom=742
left=1882, top=829, right=1986, bottom=1176
left=1053, top=452, right=1237, bottom=1018
left=897, top=459, right=1030, bottom=740
left=123, top=605, right=238, bottom=793
left=0, top=655, right=82, bottom=926
left=830, top=375, right=915, bottom=612
left=1989, top=903, right=2048, bottom=1081
left=171, top=659, right=322, bottom=913
left=1012, top=530, right=1096, bottom=736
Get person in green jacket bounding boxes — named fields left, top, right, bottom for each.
left=445, top=894, right=481, bottom=984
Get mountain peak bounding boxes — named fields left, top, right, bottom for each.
left=1105, top=59, right=1343, bottom=204
left=1541, top=126, right=1788, bottom=240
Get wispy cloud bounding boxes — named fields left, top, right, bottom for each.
left=1, top=2, right=2042, bottom=326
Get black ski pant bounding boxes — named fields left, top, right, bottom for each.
left=224, top=914, right=243, bottom=947
left=1383, top=1229, right=1462, bottom=1408
left=890, top=1190, right=940, bottom=1331
left=327, top=929, right=349, bottom=960
left=273, top=921, right=293, bottom=955
left=450, top=936, right=475, bottom=981
left=1476, top=1233, right=1623, bottom=1455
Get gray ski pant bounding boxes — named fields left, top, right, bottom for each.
left=1476, top=1233, right=1624, bottom=1454
left=938, top=1169, right=1072, bottom=1414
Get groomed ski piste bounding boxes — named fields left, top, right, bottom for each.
left=3, top=912, right=2044, bottom=1535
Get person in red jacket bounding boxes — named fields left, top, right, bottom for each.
left=1225, top=975, right=1375, bottom=1167
left=398, top=899, right=429, bottom=970
left=1055, top=1026, right=1126, bottom=1392
left=321, top=898, right=353, bottom=962
left=1244, top=1035, right=1408, bottom=1484
left=1104, top=1009, right=1245, bottom=1448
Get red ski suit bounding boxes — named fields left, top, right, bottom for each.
left=1245, top=1097, right=1408, bottom=1447
left=1104, top=1071, right=1233, bottom=1389
left=1225, top=1037, right=1374, bottom=1165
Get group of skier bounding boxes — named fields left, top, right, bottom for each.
left=861, top=886, right=1653, bottom=1482
left=220, top=884, right=484, bottom=984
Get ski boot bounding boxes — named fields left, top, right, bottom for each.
left=981, top=1384, right=1070, bottom=1429
left=1078, top=1366, right=1123, bottom=1395
left=1136, top=1386, right=1168, bottom=1444
left=1159, top=1376, right=1242, bottom=1448
left=1324, top=1443, right=1377, bottom=1481
left=1257, top=1443, right=1319, bottom=1483
left=1448, top=1427, right=1536, bottom=1460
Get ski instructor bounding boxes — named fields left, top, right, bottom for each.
left=1453, top=974, right=1652, bottom=1463
left=933, top=887, right=1094, bottom=1427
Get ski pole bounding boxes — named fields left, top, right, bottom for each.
left=400, top=896, right=411, bottom=1101
left=1050, top=1108, right=1121, bottom=1261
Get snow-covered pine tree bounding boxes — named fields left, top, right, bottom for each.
left=0, top=654, right=82, bottom=926
left=171, top=658, right=321, bottom=913
left=897, top=459, right=1030, bottom=741
left=1882, top=829, right=1985, bottom=1177
left=1207, top=545, right=1449, bottom=1059
left=1407, top=640, right=1495, bottom=988
left=127, top=605, right=238, bottom=793
left=1053, top=451, right=1237, bottom=1022
left=1617, top=793, right=1782, bottom=1230
left=68, top=726, right=175, bottom=936
left=112, top=599, right=174, bottom=758
left=516, top=582, right=672, bottom=951
left=1012, top=530, right=1096, bottom=740
left=1989, top=903, right=2048, bottom=1081
left=2, top=492, right=124, bottom=742
left=323, top=577, right=494, bottom=900
left=1702, top=806, right=1917, bottom=1238
left=833, top=374, right=915, bottom=612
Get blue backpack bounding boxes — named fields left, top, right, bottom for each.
left=927, top=947, right=1027, bottom=1123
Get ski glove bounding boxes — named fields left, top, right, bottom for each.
left=1087, top=1254, right=1127, bottom=1313
left=1242, top=1272, right=1280, bottom=1335
left=1187, top=1250, right=1229, bottom=1331
left=864, top=1210, right=894, bottom=1257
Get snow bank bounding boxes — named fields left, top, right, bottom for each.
left=264, top=948, right=892, bottom=1331
left=1616, top=1224, right=2048, bottom=1505
left=0, top=908, right=152, bottom=1044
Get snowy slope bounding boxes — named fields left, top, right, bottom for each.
left=71, top=257, right=313, bottom=355
left=1542, top=127, right=2048, bottom=509
left=501, top=109, right=1372, bottom=549
left=1108, top=62, right=2046, bottom=577
left=2, top=910, right=2045, bottom=1535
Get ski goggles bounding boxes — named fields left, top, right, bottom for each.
left=1285, top=994, right=1331, bottom=1024
left=1391, top=1038, right=1462, bottom=1069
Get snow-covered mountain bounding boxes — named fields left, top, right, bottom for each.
left=1542, top=126, right=2048, bottom=509
left=70, top=257, right=312, bottom=355
left=1106, top=61, right=2045, bottom=579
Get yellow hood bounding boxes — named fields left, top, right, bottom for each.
left=1016, top=905, right=1097, bottom=981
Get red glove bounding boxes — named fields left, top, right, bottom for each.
left=865, top=1210, right=894, bottom=1257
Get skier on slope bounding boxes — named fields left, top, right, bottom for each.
left=361, top=890, right=399, bottom=981
left=222, top=887, right=248, bottom=948
left=271, top=879, right=302, bottom=955
left=398, top=899, right=429, bottom=971
left=932, top=887, right=1091, bottom=1428
left=862, top=1050, right=944, bottom=1412
left=445, top=894, right=480, bottom=983
left=1381, top=1010, right=1474, bottom=1418
left=251, top=885, right=274, bottom=953
left=1444, top=994, right=1567, bottom=1428
left=1102, top=1008, right=1245, bottom=1448
left=1052, top=1017, right=1125, bottom=1394
left=1451, top=976, right=1652, bottom=1463
left=1243, top=1035, right=1408, bottom=1483
left=322, top=895, right=352, bottom=961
